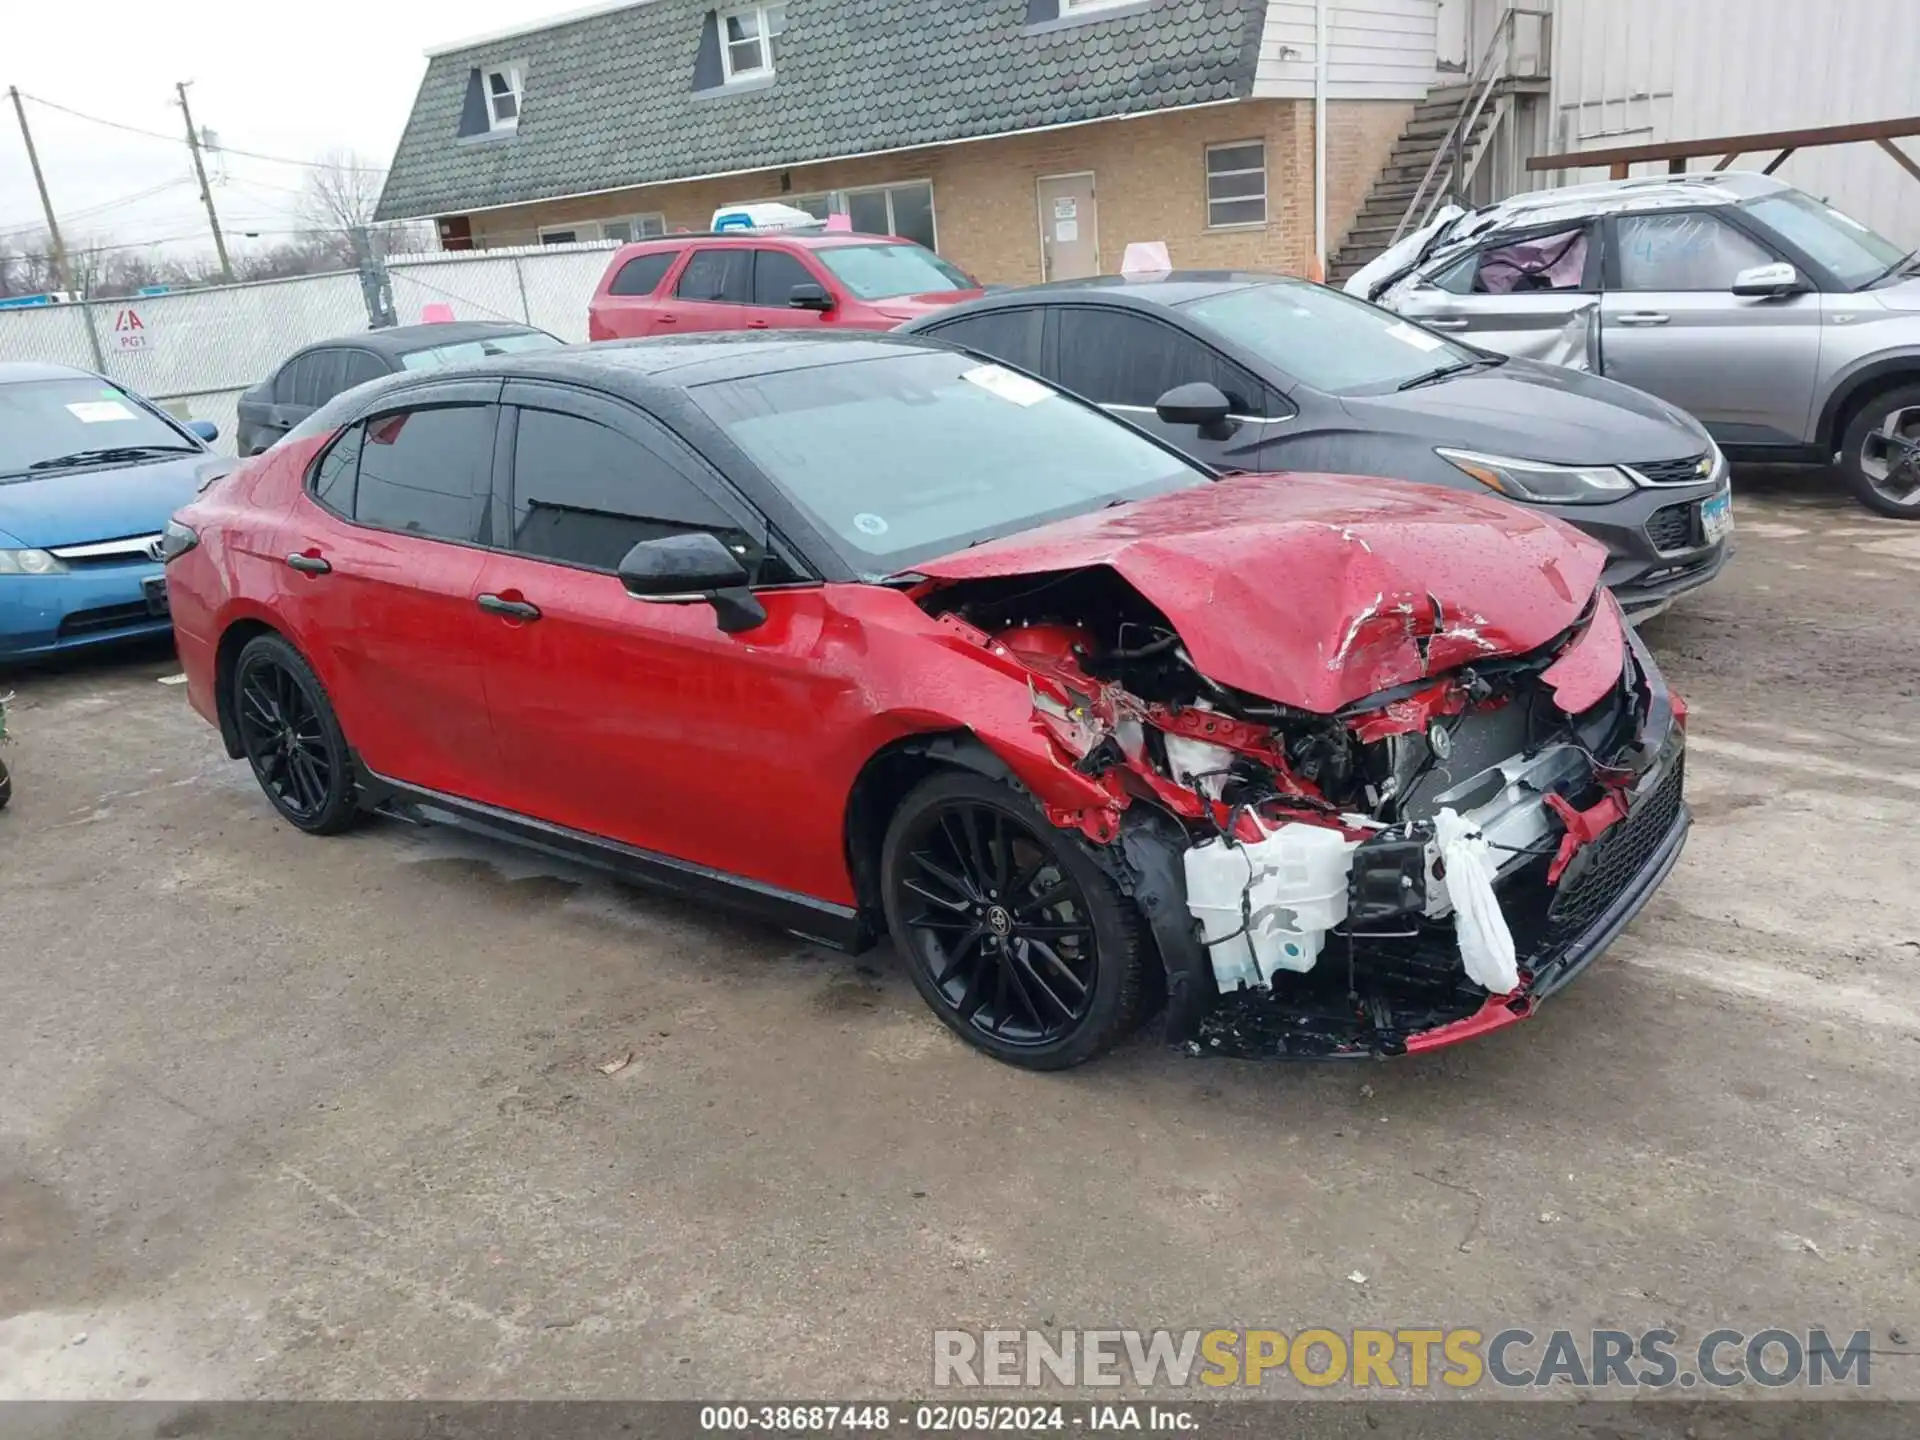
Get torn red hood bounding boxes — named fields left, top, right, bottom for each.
left=916, top=472, right=1608, bottom=713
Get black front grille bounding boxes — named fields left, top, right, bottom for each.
left=1645, top=501, right=1697, bottom=552
left=1545, top=756, right=1686, bottom=941
left=57, top=601, right=154, bottom=638
left=1633, top=454, right=1712, bottom=486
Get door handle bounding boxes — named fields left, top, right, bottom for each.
left=1426, top=318, right=1470, bottom=331
left=1616, top=312, right=1671, bottom=326
left=477, top=593, right=541, bottom=621
left=746, top=319, right=771, bottom=329
left=285, top=553, right=331, bottom=575
left=655, top=314, right=678, bottom=326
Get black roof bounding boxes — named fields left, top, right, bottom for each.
left=910, top=270, right=1286, bottom=318
left=376, top=0, right=1263, bottom=222
left=501, top=330, right=945, bottom=388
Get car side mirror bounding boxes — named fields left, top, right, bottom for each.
left=789, top=283, right=835, bottom=312
left=617, top=532, right=767, bottom=634
left=1155, top=382, right=1236, bottom=440
left=1731, top=262, right=1808, bottom=298
left=187, top=419, right=219, bottom=443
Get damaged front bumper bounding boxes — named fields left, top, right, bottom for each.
left=1119, top=628, right=1690, bottom=1061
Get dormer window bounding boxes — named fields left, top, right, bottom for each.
left=720, top=5, right=786, bottom=82
left=485, top=67, right=522, bottom=130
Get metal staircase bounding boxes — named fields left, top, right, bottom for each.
left=1328, top=5, right=1552, bottom=287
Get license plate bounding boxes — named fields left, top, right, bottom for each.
left=1700, top=490, right=1734, bottom=545
left=143, top=576, right=170, bottom=616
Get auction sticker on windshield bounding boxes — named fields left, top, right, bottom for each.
left=963, top=365, right=1053, bottom=407
left=66, top=400, right=137, bottom=423
left=1702, top=489, right=1734, bottom=545
left=1384, top=322, right=1446, bottom=353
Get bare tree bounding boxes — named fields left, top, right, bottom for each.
left=298, top=149, right=388, bottom=265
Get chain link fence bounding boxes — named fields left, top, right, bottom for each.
left=0, top=239, right=620, bottom=453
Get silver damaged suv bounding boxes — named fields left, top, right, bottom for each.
left=1351, top=173, right=1920, bottom=518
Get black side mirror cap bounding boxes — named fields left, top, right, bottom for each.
left=789, top=283, right=835, bottom=312
left=616, top=533, right=765, bottom=634
left=1155, top=381, right=1235, bottom=439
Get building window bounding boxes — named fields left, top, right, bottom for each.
left=1205, top=141, right=1267, bottom=228
left=603, top=215, right=668, bottom=243
left=720, top=5, right=786, bottom=82
left=486, top=68, right=522, bottom=131
left=537, top=216, right=667, bottom=246
left=1061, top=0, right=1136, bottom=12
left=720, top=183, right=937, bottom=252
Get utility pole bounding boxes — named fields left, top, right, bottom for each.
left=175, top=81, right=233, bottom=283
left=7, top=86, right=73, bottom=295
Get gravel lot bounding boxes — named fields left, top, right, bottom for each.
left=1, top=471, right=1917, bottom=1404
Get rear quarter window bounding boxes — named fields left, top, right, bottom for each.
left=609, top=250, right=682, bottom=297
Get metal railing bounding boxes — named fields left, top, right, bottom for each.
left=1389, top=5, right=1553, bottom=246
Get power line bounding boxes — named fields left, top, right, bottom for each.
left=0, top=177, right=195, bottom=236
left=16, top=90, right=386, bottom=172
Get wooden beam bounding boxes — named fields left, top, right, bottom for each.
left=1527, top=114, right=1920, bottom=172
left=1668, top=156, right=1687, bottom=174
left=1610, top=161, right=1629, bottom=180
left=1714, top=151, right=1741, bottom=171
left=1878, top=137, right=1920, bottom=186
left=1762, top=148, right=1796, bottom=175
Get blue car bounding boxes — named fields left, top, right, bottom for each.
left=0, top=362, right=223, bottom=661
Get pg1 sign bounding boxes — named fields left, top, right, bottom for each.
left=113, top=307, right=149, bottom=352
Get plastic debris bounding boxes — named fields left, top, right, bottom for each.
left=596, top=1052, right=634, bottom=1076
left=1431, top=809, right=1520, bottom=994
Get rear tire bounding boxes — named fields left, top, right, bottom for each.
left=1839, top=382, right=1920, bottom=519
left=0, top=756, right=11, bottom=811
left=231, top=634, right=361, bottom=835
left=880, top=769, right=1149, bottom=1070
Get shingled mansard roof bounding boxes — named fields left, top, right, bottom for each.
left=376, top=0, right=1266, bottom=221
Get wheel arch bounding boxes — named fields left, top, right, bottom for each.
left=212, top=617, right=286, bottom=758
left=1818, top=353, right=1920, bottom=453
left=842, top=730, right=1019, bottom=928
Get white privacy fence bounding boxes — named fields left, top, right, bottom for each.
left=0, top=241, right=620, bottom=454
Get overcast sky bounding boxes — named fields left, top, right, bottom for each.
left=2, top=0, right=604, bottom=260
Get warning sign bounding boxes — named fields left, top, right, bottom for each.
left=113, top=308, right=148, bottom=352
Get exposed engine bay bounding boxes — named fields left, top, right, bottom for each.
left=917, top=565, right=1689, bottom=1058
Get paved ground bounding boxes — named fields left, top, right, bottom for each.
left=1, top=471, right=1917, bottom=1405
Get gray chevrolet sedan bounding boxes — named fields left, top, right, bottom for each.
left=902, top=272, right=1730, bottom=622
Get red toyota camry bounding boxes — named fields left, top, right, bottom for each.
left=162, top=333, right=1689, bottom=1069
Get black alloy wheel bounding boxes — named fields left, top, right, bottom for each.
left=232, top=634, right=360, bottom=834
left=881, top=769, right=1148, bottom=1069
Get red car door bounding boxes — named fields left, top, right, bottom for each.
left=473, top=382, right=835, bottom=889
left=272, top=380, right=509, bottom=803
left=657, top=246, right=755, bottom=333
left=742, top=247, right=836, bottom=331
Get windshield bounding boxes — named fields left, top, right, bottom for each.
left=690, top=349, right=1206, bottom=574
left=1179, top=280, right=1479, bottom=394
left=815, top=244, right=977, bottom=301
left=0, top=378, right=195, bottom=480
left=398, top=331, right=564, bottom=371
left=1741, top=191, right=1908, bottom=288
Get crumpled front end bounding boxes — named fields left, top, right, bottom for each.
left=915, top=564, right=1688, bottom=1059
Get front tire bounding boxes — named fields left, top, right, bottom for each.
left=232, top=634, right=361, bottom=835
left=1840, top=383, right=1920, bottom=519
left=880, top=769, right=1149, bottom=1070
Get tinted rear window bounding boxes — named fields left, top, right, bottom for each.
left=609, top=250, right=682, bottom=296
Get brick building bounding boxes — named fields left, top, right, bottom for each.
left=374, top=0, right=1447, bottom=287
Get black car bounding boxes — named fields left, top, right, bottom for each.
left=900, top=273, right=1732, bottom=621
left=235, top=321, right=563, bottom=457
